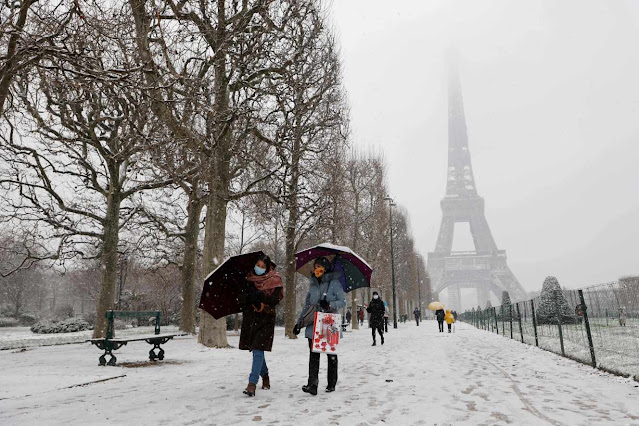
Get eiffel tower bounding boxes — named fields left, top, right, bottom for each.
left=427, top=56, right=527, bottom=311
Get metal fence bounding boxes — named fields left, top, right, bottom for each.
left=460, top=278, right=639, bottom=381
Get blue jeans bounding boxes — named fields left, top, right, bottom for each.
left=249, top=350, right=269, bottom=384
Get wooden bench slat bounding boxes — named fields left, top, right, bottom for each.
left=89, top=333, right=182, bottom=343
left=108, top=311, right=160, bottom=318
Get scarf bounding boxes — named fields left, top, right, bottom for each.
left=246, top=269, right=283, bottom=294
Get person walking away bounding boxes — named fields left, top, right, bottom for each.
left=383, top=301, right=389, bottom=332
left=239, top=254, right=283, bottom=397
left=358, top=307, right=365, bottom=326
left=619, top=307, right=627, bottom=327
left=413, top=307, right=420, bottom=326
left=445, top=309, right=455, bottom=333
left=345, top=309, right=352, bottom=325
left=366, top=292, right=385, bottom=346
left=293, top=257, right=345, bottom=395
left=436, top=309, right=445, bottom=332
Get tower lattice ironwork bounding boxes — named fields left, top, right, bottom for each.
left=427, top=56, right=527, bottom=311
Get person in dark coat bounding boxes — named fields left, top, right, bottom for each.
left=345, top=310, right=352, bottom=324
left=367, top=291, right=385, bottom=346
left=435, top=308, right=445, bottom=332
left=413, top=307, right=420, bottom=326
left=293, top=256, right=345, bottom=395
left=239, top=254, right=283, bottom=397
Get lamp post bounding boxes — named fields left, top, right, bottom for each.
left=384, top=195, right=398, bottom=329
left=418, top=269, right=422, bottom=312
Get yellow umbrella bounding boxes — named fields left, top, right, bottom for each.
left=428, top=301, right=445, bottom=311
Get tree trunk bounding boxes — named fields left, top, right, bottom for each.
left=283, top=122, right=302, bottom=338
left=180, top=193, right=203, bottom=334
left=351, top=291, right=359, bottom=330
left=199, top=3, right=232, bottom=346
left=283, top=209, right=298, bottom=338
left=93, top=191, right=122, bottom=338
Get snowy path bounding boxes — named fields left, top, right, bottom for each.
left=1, top=321, right=638, bottom=425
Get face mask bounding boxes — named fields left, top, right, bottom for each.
left=314, top=267, right=325, bottom=278
left=254, top=266, right=266, bottom=276
left=373, top=295, right=379, bottom=299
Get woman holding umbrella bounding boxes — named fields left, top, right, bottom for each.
left=239, top=254, right=283, bottom=397
left=293, top=256, right=346, bottom=395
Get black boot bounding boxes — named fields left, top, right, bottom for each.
left=302, top=379, right=318, bottom=395
left=372, top=340, right=376, bottom=346
left=326, top=355, right=337, bottom=392
left=304, top=340, right=320, bottom=395
left=381, top=335, right=384, bottom=345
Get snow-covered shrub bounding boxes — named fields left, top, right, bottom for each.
left=54, top=304, right=75, bottom=320
left=536, top=276, right=581, bottom=325
left=0, top=317, right=20, bottom=327
left=18, top=313, right=38, bottom=326
left=30, top=317, right=92, bottom=334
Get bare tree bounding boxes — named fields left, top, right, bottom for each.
left=0, top=3, right=180, bottom=337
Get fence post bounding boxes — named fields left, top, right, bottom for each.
left=509, top=304, right=513, bottom=339
left=555, top=290, right=565, bottom=357
left=578, top=289, right=597, bottom=368
left=493, top=307, right=499, bottom=334
left=530, top=299, right=539, bottom=346
left=501, top=306, right=505, bottom=336
left=516, top=302, right=524, bottom=343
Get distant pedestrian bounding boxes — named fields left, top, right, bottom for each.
left=436, top=309, right=445, bottom=332
left=619, top=307, right=627, bottom=327
left=383, top=301, right=389, bottom=332
left=367, top=291, right=385, bottom=346
left=413, top=308, right=420, bottom=326
left=358, top=307, right=365, bottom=326
left=345, top=310, right=352, bottom=325
left=445, top=309, right=455, bottom=333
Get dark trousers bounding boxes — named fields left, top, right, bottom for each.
left=438, top=320, right=444, bottom=332
left=415, top=316, right=420, bottom=326
left=307, top=339, right=337, bottom=387
left=372, top=325, right=384, bottom=343
left=447, top=323, right=452, bottom=333
left=384, top=317, right=388, bottom=332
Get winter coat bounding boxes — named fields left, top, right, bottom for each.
left=345, top=311, right=352, bottom=322
left=298, top=271, right=346, bottom=339
left=436, top=309, right=445, bottom=322
left=239, top=275, right=283, bottom=352
left=445, top=310, right=455, bottom=325
left=367, top=298, right=385, bottom=328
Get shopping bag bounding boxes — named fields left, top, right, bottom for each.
left=312, top=312, right=341, bottom=354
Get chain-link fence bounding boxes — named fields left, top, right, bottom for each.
left=460, top=277, right=639, bottom=380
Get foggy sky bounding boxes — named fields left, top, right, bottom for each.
left=330, top=0, right=639, bottom=291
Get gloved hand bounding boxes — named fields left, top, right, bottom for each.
left=319, top=299, right=330, bottom=311
left=245, top=292, right=262, bottom=307
left=293, top=323, right=301, bottom=335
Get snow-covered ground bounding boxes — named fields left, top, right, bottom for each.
left=2, top=321, right=639, bottom=425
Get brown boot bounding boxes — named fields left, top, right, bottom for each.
left=243, top=382, right=256, bottom=397
left=262, top=375, right=270, bottom=390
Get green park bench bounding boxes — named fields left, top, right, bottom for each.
left=88, top=310, right=182, bottom=366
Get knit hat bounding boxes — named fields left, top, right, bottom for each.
left=313, top=256, right=331, bottom=271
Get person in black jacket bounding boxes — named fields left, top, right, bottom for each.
left=435, top=309, right=445, bottom=332
left=366, top=292, right=385, bottom=346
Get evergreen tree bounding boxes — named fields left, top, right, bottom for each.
left=501, top=291, right=511, bottom=307
left=536, top=276, right=580, bottom=324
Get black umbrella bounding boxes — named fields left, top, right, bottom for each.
left=198, top=251, right=273, bottom=319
